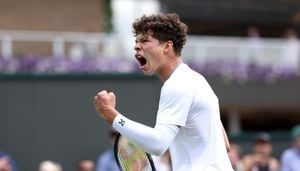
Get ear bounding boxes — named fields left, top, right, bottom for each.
left=163, top=40, right=173, bottom=54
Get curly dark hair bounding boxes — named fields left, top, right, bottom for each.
left=132, top=13, right=188, bottom=55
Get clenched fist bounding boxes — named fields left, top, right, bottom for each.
left=94, top=90, right=118, bottom=124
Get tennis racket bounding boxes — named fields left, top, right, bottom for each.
left=114, top=133, right=156, bottom=171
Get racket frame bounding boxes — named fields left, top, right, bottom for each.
left=114, top=133, right=156, bottom=171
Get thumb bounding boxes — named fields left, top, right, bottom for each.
left=108, top=92, right=116, bottom=107
left=109, top=92, right=116, bottom=100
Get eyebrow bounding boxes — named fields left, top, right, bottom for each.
left=135, top=35, right=149, bottom=43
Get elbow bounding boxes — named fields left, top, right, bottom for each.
left=149, top=144, right=168, bottom=156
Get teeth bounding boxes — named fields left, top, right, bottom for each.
left=135, top=54, right=142, bottom=59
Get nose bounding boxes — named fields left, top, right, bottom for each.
left=134, top=42, right=141, bottom=52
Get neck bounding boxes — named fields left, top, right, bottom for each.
left=157, top=57, right=182, bottom=82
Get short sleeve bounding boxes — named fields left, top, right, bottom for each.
left=156, top=81, right=194, bottom=126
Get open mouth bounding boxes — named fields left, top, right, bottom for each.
left=135, top=54, right=147, bottom=67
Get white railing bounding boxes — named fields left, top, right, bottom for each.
left=183, top=36, right=299, bottom=70
left=0, top=30, right=125, bottom=59
left=0, top=30, right=299, bottom=71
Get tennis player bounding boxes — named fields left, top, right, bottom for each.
left=94, top=13, right=233, bottom=171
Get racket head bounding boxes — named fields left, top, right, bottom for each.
left=114, top=133, right=156, bottom=171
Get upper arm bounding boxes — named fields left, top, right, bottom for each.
left=157, top=82, right=194, bottom=126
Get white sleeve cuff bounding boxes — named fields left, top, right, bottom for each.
left=112, top=113, right=127, bottom=129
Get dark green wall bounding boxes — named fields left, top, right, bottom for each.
left=0, top=73, right=161, bottom=171
left=0, top=73, right=299, bottom=170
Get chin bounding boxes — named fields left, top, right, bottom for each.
left=142, top=70, right=155, bottom=76
left=143, top=71, right=154, bottom=76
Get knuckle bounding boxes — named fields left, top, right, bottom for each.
left=109, top=92, right=115, bottom=97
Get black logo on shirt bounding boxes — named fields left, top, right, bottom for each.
left=119, top=119, right=125, bottom=126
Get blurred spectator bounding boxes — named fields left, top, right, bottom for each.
left=243, top=132, right=280, bottom=171
left=228, top=143, right=244, bottom=171
left=76, top=159, right=95, bottom=171
left=152, top=150, right=172, bottom=171
left=247, top=26, right=263, bottom=64
left=280, top=124, right=300, bottom=171
left=280, top=28, right=299, bottom=73
left=38, top=160, right=62, bottom=171
left=95, top=130, right=119, bottom=171
left=0, top=151, right=19, bottom=171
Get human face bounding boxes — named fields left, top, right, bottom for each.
left=134, top=33, right=165, bottom=75
left=228, top=148, right=240, bottom=166
left=78, top=160, right=95, bottom=171
left=295, top=136, right=300, bottom=150
left=254, top=142, right=272, bottom=156
left=0, top=157, right=12, bottom=171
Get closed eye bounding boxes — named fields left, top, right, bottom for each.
left=135, top=39, right=148, bottom=44
left=141, top=38, right=149, bottom=43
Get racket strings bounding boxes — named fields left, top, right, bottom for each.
left=117, top=137, right=152, bottom=171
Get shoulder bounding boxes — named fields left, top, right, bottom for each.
left=241, top=156, right=252, bottom=171
left=281, top=148, right=297, bottom=159
left=162, top=64, right=200, bottom=92
left=242, top=154, right=256, bottom=166
left=242, top=154, right=255, bottom=162
left=173, top=64, right=213, bottom=91
left=269, top=157, right=280, bottom=168
left=161, top=80, right=195, bottom=104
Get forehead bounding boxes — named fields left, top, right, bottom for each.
left=135, top=31, right=156, bottom=39
left=136, top=33, right=150, bottom=40
left=255, top=141, right=270, bottom=146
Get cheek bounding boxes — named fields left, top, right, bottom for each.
left=146, top=51, right=161, bottom=64
left=260, top=145, right=271, bottom=153
left=295, top=139, right=300, bottom=148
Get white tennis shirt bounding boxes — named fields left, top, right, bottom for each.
left=112, top=63, right=233, bottom=171
left=156, top=63, right=233, bottom=171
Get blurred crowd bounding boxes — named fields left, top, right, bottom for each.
left=1, top=125, right=300, bottom=171
left=228, top=125, right=300, bottom=171
left=246, top=26, right=299, bottom=74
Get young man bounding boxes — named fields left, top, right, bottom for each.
left=94, top=13, right=233, bottom=171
